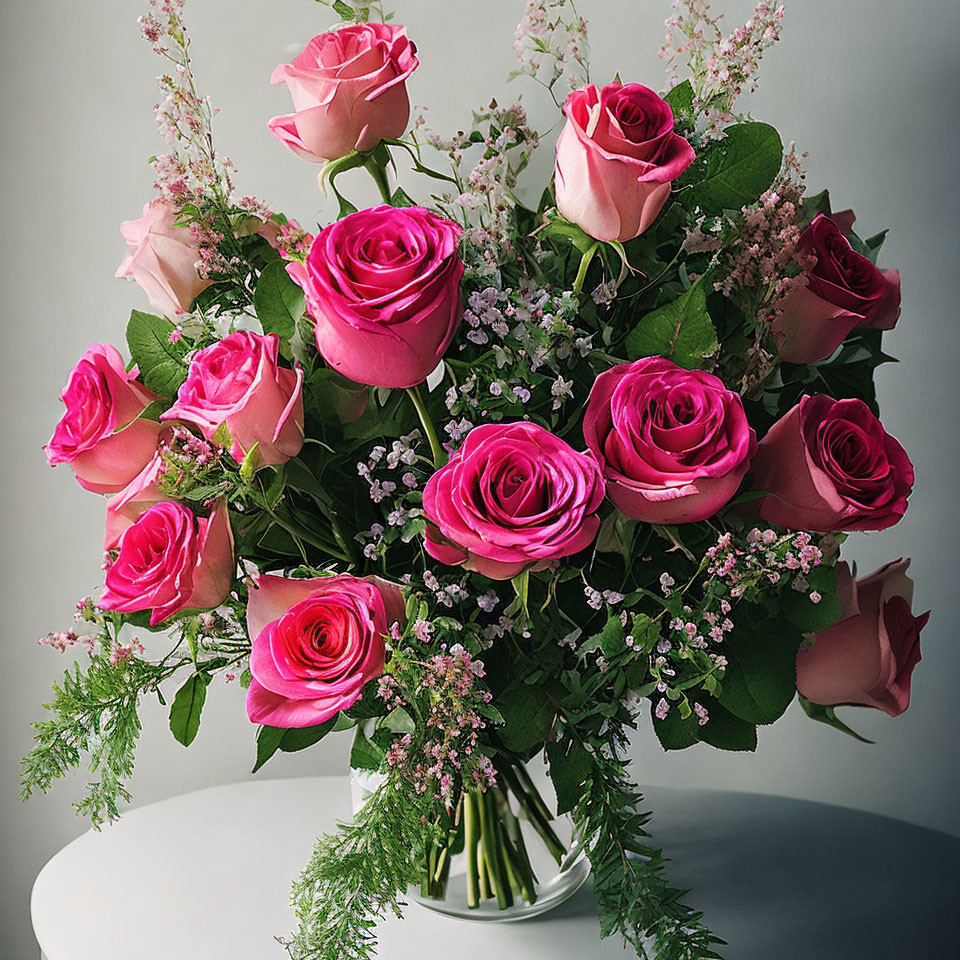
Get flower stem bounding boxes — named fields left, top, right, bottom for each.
left=572, top=242, right=599, bottom=296
left=405, top=385, right=447, bottom=468
left=364, top=153, right=393, bottom=204
left=464, top=791, right=481, bottom=908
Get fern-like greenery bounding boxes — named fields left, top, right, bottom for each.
left=573, top=739, right=725, bottom=960
left=20, top=654, right=167, bottom=827
left=282, top=778, right=438, bottom=960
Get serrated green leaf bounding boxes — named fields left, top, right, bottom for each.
left=664, top=79, right=694, bottom=120
left=168, top=672, right=210, bottom=747
left=350, top=727, right=385, bottom=771
left=547, top=736, right=593, bottom=815
left=782, top=565, right=846, bottom=632
left=496, top=682, right=555, bottom=752
left=679, top=122, right=783, bottom=215
left=381, top=706, right=415, bottom=734
left=125, top=310, right=189, bottom=399
left=254, top=260, right=305, bottom=341
left=625, top=274, right=717, bottom=369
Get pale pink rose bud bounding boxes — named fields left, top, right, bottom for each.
left=45, top=344, right=160, bottom=494
left=115, top=200, right=212, bottom=318
left=245, top=574, right=404, bottom=727
left=797, top=560, right=929, bottom=717
left=268, top=24, right=419, bottom=163
left=99, top=501, right=234, bottom=626
left=162, top=331, right=304, bottom=468
left=554, top=82, right=695, bottom=243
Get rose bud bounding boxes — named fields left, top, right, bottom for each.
left=773, top=214, right=901, bottom=364
left=99, top=501, right=234, bottom=626
left=797, top=559, right=929, bottom=717
left=268, top=24, right=419, bottom=163
left=287, top=205, right=463, bottom=389
left=554, top=82, right=695, bottom=243
left=752, top=395, right=914, bottom=532
left=44, top=344, right=161, bottom=495
left=422, top=421, right=605, bottom=581
left=245, top=573, right=404, bottom=728
left=583, top=357, right=757, bottom=524
left=162, top=331, right=304, bottom=468
left=115, top=200, right=212, bottom=319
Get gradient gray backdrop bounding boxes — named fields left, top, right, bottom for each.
left=3, top=1, right=959, bottom=957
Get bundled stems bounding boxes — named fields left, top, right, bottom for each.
left=420, top=763, right=569, bottom=910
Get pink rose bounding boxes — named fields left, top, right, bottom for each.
left=583, top=357, right=757, bottom=524
left=162, top=331, right=304, bottom=467
left=554, top=82, right=695, bottom=243
left=115, top=200, right=212, bottom=318
left=44, top=344, right=161, bottom=495
left=773, top=214, right=901, bottom=364
left=752, top=395, right=914, bottom=532
left=245, top=573, right=404, bottom=728
left=104, top=453, right=168, bottom=551
left=422, top=422, right=605, bottom=581
left=268, top=24, right=419, bottom=163
left=99, top=501, right=234, bottom=625
left=287, top=205, right=464, bottom=388
left=797, top=559, right=928, bottom=717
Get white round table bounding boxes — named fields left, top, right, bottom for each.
left=31, top=777, right=959, bottom=959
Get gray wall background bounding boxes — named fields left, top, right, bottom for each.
left=3, top=1, right=958, bottom=956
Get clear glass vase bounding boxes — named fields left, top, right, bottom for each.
left=351, top=762, right=590, bottom=922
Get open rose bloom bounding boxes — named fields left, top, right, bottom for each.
left=245, top=574, right=404, bottom=727
left=797, top=560, right=929, bottom=717
left=554, top=82, right=695, bottom=242
left=773, top=214, right=901, bottom=363
left=45, top=344, right=160, bottom=494
left=269, top=23, right=419, bottom=162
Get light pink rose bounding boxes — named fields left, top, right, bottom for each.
left=245, top=573, right=404, bottom=728
left=422, top=422, right=605, bottom=581
left=583, top=357, right=757, bottom=524
left=554, top=82, right=695, bottom=243
left=797, top=559, right=929, bottom=717
left=44, top=344, right=161, bottom=495
left=287, top=205, right=463, bottom=389
left=99, top=501, right=234, bottom=625
left=268, top=23, right=419, bottom=163
left=752, top=395, right=914, bottom=532
left=162, top=331, right=304, bottom=467
left=773, top=214, right=901, bottom=364
left=115, top=200, right=212, bottom=318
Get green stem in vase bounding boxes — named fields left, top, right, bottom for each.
left=464, top=791, right=481, bottom=909
left=499, top=764, right=566, bottom=866
left=495, top=788, right=538, bottom=905
left=478, top=788, right=514, bottom=910
left=478, top=841, right=491, bottom=901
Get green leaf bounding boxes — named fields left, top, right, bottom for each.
left=546, top=736, right=593, bottom=815
left=679, top=122, right=783, bottom=215
left=332, top=0, right=354, bottom=20
left=799, top=695, right=875, bottom=744
left=511, top=569, right=530, bottom=618
left=653, top=697, right=757, bottom=752
left=380, top=706, right=415, bottom=734
left=253, top=724, right=286, bottom=773
left=168, top=672, right=210, bottom=747
left=782, top=565, right=846, bottom=632
left=652, top=701, right=699, bottom=750
left=125, top=310, right=189, bottom=399
left=718, top=616, right=801, bottom=725
left=539, top=209, right=599, bottom=255
left=496, top=683, right=555, bottom=752
left=390, top=186, right=418, bottom=208
left=254, top=260, right=305, bottom=341
left=625, top=274, right=718, bottom=369
left=664, top=80, right=694, bottom=120
left=350, top=727, right=385, bottom=771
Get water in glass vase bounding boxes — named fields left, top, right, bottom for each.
left=413, top=762, right=590, bottom=921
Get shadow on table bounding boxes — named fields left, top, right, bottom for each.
left=526, top=787, right=960, bottom=960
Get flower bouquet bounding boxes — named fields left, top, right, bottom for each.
left=23, top=1, right=930, bottom=958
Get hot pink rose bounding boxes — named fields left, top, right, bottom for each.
left=797, top=559, right=928, bottom=717
left=287, top=205, right=463, bottom=389
left=245, top=573, right=404, bottom=728
left=752, top=395, right=914, bottom=532
left=583, top=357, right=757, bottom=524
left=422, top=422, right=605, bottom=581
left=268, top=24, right=419, bottom=163
left=99, top=501, right=234, bottom=625
left=554, top=82, right=695, bottom=243
left=44, top=344, right=161, bottom=495
left=773, top=214, right=901, bottom=364
left=115, top=200, right=212, bottom=318
left=103, top=453, right=168, bottom=551
left=162, top=331, right=304, bottom=467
